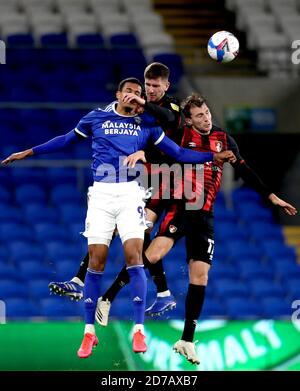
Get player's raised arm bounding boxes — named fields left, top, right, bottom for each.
left=1, top=129, right=83, bottom=165
left=156, top=133, right=236, bottom=164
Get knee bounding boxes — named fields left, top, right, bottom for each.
left=126, top=251, right=142, bottom=267
left=191, top=272, right=209, bottom=286
left=88, top=250, right=105, bottom=272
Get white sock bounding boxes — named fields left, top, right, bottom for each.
left=71, top=277, right=84, bottom=287
left=84, top=324, right=95, bottom=335
left=157, top=290, right=171, bottom=298
left=133, top=324, right=144, bottom=335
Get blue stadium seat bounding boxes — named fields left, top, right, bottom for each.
left=15, top=184, right=47, bottom=204
left=34, top=223, right=68, bottom=242
left=261, top=297, right=291, bottom=318
left=11, top=168, right=47, bottom=186
left=7, top=34, right=35, bottom=48
left=76, top=33, right=104, bottom=48
left=214, top=207, right=238, bottom=223
left=41, top=33, right=68, bottom=48
left=284, top=278, right=300, bottom=299
left=5, top=298, right=40, bottom=317
left=19, top=261, right=56, bottom=280
left=45, top=241, right=79, bottom=261
left=226, top=297, right=262, bottom=319
left=0, top=262, right=18, bottom=279
left=226, top=240, right=262, bottom=260
left=69, top=222, right=85, bottom=238
left=249, top=279, right=286, bottom=298
left=51, top=185, right=83, bottom=204
left=23, top=203, right=58, bottom=224
left=201, top=298, right=227, bottom=318
left=273, top=261, right=300, bottom=281
left=40, top=297, right=82, bottom=318
left=0, top=279, right=28, bottom=298
left=215, top=278, right=249, bottom=298
left=0, top=186, right=10, bottom=203
left=261, top=240, right=297, bottom=260
left=8, top=241, right=44, bottom=261
left=28, top=279, right=52, bottom=299
left=209, top=264, right=238, bottom=280
left=59, top=204, right=86, bottom=224
left=237, top=262, right=274, bottom=280
left=0, top=223, right=32, bottom=241
left=248, top=222, right=284, bottom=241
left=232, top=186, right=262, bottom=204
left=237, top=205, right=274, bottom=222
left=55, top=260, right=77, bottom=280
left=0, top=245, right=8, bottom=262
left=0, top=205, right=23, bottom=223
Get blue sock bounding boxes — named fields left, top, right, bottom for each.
left=127, top=265, right=147, bottom=325
left=84, top=268, right=103, bottom=325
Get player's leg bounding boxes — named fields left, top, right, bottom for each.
left=77, top=183, right=115, bottom=358
left=95, top=206, right=158, bottom=326
left=144, top=202, right=185, bottom=316
left=77, top=243, right=108, bottom=358
left=116, top=182, right=148, bottom=353
left=173, top=210, right=214, bottom=365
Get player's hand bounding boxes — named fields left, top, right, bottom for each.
left=1, top=149, right=33, bottom=165
left=123, top=93, right=146, bottom=106
left=213, top=150, right=237, bottom=163
left=269, top=193, right=298, bottom=216
left=123, top=150, right=146, bottom=168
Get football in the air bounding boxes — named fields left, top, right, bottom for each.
left=207, top=31, right=239, bottom=63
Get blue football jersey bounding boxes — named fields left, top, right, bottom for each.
left=75, top=102, right=164, bottom=182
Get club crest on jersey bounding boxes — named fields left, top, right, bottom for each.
left=214, top=141, right=223, bottom=152
left=188, top=142, right=197, bottom=148
left=134, top=116, right=142, bottom=124
left=169, top=225, right=177, bottom=234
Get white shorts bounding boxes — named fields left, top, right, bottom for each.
left=82, top=181, right=147, bottom=246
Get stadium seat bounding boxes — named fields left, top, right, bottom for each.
left=0, top=279, right=28, bottom=299
left=0, top=186, right=10, bottom=203
left=45, top=240, right=79, bottom=261
left=284, top=278, right=300, bottom=299
left=5, top=298, right=40, bottom=318
left=0, top=205, right=23, bottom=223
left=209, top=264, right=238, bottom=280
left=249, top=279, right=286, bottom=298
left=226, top=240, right=262, bottom=260
left=237, top=262, right=274, bottom=280
left=273, top=261, right=300, bottom=281
left=201, top=298, right=227, bottom=318
left=261, top=240, right=297, bottom=260
left=15, top=184, right=47, bottom=204
left=55, top=260, right=77, bottom=280
left=8, top=241, right=44, bottom=261
left=23, top=203, right=59, bottom=224
left=34, top=223, right=68, bottom=242
left=28, top=279, right=53, bottom=299
left=0, top=262, right=18, bottom=279
left=261, top=297, right=291, bottom=318
left=51, top=185, right=83, bottom=204
left=226, top=297, right=262, bottom=319
left=40, top=297, right=83, bottom=318
left=19, top=261, right=56, bottom=280
left=215, top=278, right=249, bottom=298
left=232, top=186, right=262, bottom=204
left=0, top=223, right=32, bottom=241
left=248, top=222, right=284, bottom=241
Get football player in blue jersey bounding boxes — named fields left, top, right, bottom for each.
left=2, top=77, right=235, bottom=359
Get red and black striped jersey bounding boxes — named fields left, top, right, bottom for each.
left=179, top=124, right=243, bottom=212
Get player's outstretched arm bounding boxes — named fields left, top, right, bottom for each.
left=1, top=149, right=33, bottom=165
left=1, top=130, right=81, bottom=165
left=268, top=193, right=297, bottom=216
left=157, top=135, right=236, bottom=164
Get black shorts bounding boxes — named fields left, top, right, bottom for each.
left=184, top=209, right=214, bottom=265
left=156, top=201, right=185, bottom=243
left=156, top=204, right=214, bottom=265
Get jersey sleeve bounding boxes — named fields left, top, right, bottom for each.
left=150, top=126, right=165, bottom=145
left=227, top=134, right=243, bottom=161
left=74, top=111, right=94, bottom=138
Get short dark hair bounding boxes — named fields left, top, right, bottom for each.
left=144, top=62, right=170, bottom=80
left=181, top=93, right=207, bottom=118
left=117, top=77, right=144, bottom=92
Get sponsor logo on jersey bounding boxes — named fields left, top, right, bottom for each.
left=102, top=120, right=141, bottom=136
left=169, top=225, right=177, bottom=233
left=214, top=141, right=223, bottom=152
left=170, top=103, right=179, bottom=112
left=188, top=142, right=197, bottom=148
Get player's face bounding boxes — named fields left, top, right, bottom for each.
left=188, top=104, right=212, bottom=133
left=144, top=77, right=170, bottom=102
left=116, top=82, right=142, bottom=114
